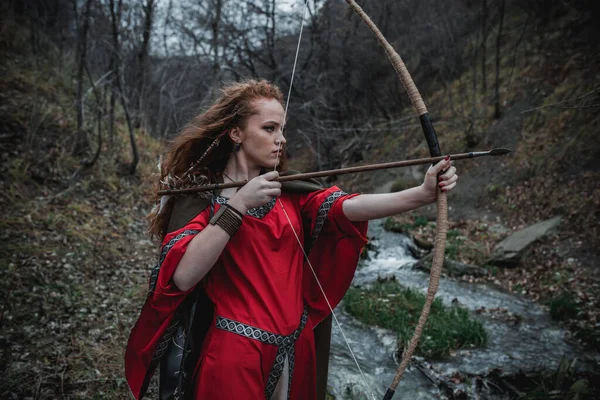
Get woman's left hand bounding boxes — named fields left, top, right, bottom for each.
left=421, top=157, right=458, bottom=203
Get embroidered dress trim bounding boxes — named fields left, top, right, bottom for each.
left=146, top=229, right=199, bottom=373
left=215, top=195, right=276, bottom=219
left=148, top=229, right=199, bottom=295
left=151, top=307, right=184, bottom=362
left=215, top=308, right=309, bottom=400
left=307, top=191, right=346, bottom=252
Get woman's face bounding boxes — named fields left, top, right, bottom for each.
left=236, top=98, right=286, bottom=170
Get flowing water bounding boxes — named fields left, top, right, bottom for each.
left=326, top=220, right=599, bottom=399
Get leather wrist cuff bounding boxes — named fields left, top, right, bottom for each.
left=225, top=203, right=245, bottom=219
left=209, top=204, right=243, bottom=237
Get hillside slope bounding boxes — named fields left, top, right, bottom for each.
left=324, top=6, right=600, bottom=349
left=0, top=23, right=161, bottom=398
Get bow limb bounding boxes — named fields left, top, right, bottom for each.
left=345, top=1, right=448, bottom=399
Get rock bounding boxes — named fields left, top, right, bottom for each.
left=360, top=240, right=379, bottom=260
left=413, top=253, right=488, bottom=277
left=488, top=216, right=562, bottom=267
left=444, top=259, right=489, bottom=277
left=488, top=223, right=510, bottom=236
left=413, top=252, right=434, bottom=272
left=383, top=217, right=407, bottom=234
left=568, top=379, right=590, bottom=398
left=413, top=235, right=434, bottom=250
left=407, top=235, right=432, bottom=259
left=407, top=241, right=426, bottom=259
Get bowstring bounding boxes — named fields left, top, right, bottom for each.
left=274, top=1, right=375, bottom=398
left=275, top=0, right=308, bottom=164
left=278, top=202, right=375, bottom=400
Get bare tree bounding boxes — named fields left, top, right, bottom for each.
left=481, top=0, right=488, bottom=98
left=135, top=0, right=156, bottom=130
left=494, top=0, right=506, bottom=119
left=72, top=0, right=93, bottom=156
left=109, top=0, right=139, bottom=174
left=210, top=0, right=223, bottom=73
left=82, top=65, right=111, bottom=168
left=107, top=0, right=123, bottom=149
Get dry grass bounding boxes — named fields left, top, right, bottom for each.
left=0, top=29, right=163, bottom=398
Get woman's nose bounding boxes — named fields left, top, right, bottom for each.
left=276, top=132, right=286, bottom=145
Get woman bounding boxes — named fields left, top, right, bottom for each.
left=125, top=79, right=457, bottom=400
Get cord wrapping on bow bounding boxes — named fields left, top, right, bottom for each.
left=345, top=1, right=449, bottom=399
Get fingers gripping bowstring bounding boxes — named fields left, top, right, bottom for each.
left=274, top=1, right=375, bottom=398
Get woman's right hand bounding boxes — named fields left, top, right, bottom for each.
left=228, top=171, right=282, bottom=212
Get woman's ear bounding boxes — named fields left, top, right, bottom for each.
left=229, top=127, right=243, bottom=144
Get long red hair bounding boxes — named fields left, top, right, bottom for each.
left=149, top=79, right=287, bottom=239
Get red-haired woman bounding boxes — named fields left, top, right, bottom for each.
left=125, top=80, right=457, bottom=400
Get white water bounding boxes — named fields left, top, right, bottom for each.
left=326, top=220, right=599, bottom=399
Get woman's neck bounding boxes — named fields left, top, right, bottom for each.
left=222, top=153, right=261, bottom=184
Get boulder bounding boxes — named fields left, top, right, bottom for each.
left=407, top=235, right=433, bottom=259
left=414, top=253, right=488, bottom=277
left=488, top=216, right=562, bottom=267
left=413, top=234, right=434, bottom=250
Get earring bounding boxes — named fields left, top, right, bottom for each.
left=234, top=142, right=241, bottom=152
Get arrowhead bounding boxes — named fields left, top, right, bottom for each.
left=489, top=148, right=512, bottom=156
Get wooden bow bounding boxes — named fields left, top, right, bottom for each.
left=345, top=1, right=449, bottom=398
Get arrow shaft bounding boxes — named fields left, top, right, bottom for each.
left=157, top=149, right=507, bottom=196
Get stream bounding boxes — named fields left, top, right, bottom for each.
left=326, top=219, right=599, bottom=399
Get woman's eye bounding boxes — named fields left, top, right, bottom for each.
left=265, top=126, right=275, bottom=132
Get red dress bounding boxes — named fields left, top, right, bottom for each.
left=125, top=186, right=368, bottom=399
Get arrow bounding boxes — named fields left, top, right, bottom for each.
left=157, top=148, right=511, bottom=196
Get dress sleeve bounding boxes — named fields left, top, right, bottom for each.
left=151, top=207, right=211, bottom=296
left=297, top=186, right=369, bottom=326
left=125, top=208, right=210, bottom=399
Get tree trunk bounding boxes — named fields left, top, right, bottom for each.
left=72, top=0, right=93, bottom=156
left=481, top=0, right=488, bottom=99
left=494, top=0, right=506, bottom=119
left=211, top=0, right=222, bottom=74
left=109, top=0, right=140, bottom=175
left=136, top=0, right=155, bottom=129
left=108, top=0, right=122, bottom=151
left=472, top=35, right=478, bottom=119
left=119, top=88, right=139, bottom=175
left=109, top=0, right=137, bottom=174
left=30, top=11, right=38, bottom=55
left=108, top=56, right=116, bottom=149
left=81, top=63, right=104, bottom=168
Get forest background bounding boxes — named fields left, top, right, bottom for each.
left=1, top=0, right=599, bottom=398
